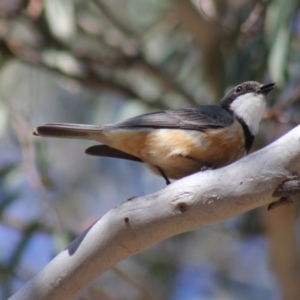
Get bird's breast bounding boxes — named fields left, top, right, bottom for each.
left=144, top=119, right=246, bottom=179
left=102, top=119, right=246, bottom=179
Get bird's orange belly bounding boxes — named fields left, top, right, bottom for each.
left=102, top=120, right=246, bottom=179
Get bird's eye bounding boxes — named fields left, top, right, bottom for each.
left=235, top=85, right=243, bottom=93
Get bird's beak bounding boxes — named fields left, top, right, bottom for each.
left=258, top=82, right=275, bottom=95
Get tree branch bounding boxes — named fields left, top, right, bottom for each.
left=90, top=0, right=197, bottom=104
left=10, top=125, right=300, bottom=300
left=263, top=203, right=300, bottom=300
left=171, top=0, right=224, bottom=99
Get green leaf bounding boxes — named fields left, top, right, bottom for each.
left=44, top=0, right=76, bottom=42
left=265, top=0, right=297, bottom=87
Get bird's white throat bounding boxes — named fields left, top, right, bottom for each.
left=230, top=92, right=266, bottom=135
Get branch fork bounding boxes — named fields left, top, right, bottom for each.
left=270, top=173, right=300, bottom=210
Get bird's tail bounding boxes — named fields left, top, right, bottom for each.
left=33, top=123, right=106, bottom=140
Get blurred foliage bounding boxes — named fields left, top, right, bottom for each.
left=0, top=0, right=299, bottom=299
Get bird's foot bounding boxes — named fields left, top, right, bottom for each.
left=157, top=166, right=171, bottom=185
left=199, top=165, right=215, bottom=172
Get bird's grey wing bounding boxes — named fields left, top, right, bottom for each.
left=115, top=105, right=234, bottom=131
left=85, top=145, right=143, bottom=162
left=34, top=105, right=233, bottom=139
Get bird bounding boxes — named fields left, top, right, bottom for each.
left=33, top=81, right=274, bottom=185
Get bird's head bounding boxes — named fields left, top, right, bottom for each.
left=219, top=81, right=275, bottom=135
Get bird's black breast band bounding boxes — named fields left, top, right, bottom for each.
left=236, top=117, right=254, bottom=153
left=221, top=104, right=254, bottom=153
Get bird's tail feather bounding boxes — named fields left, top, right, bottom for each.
left=33, top=123, right=105, bottom=140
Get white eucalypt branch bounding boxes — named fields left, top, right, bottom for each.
left=270, top=173, right=300, bottom=210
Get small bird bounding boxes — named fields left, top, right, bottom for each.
left=33, top=81, right=274, bottom=184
